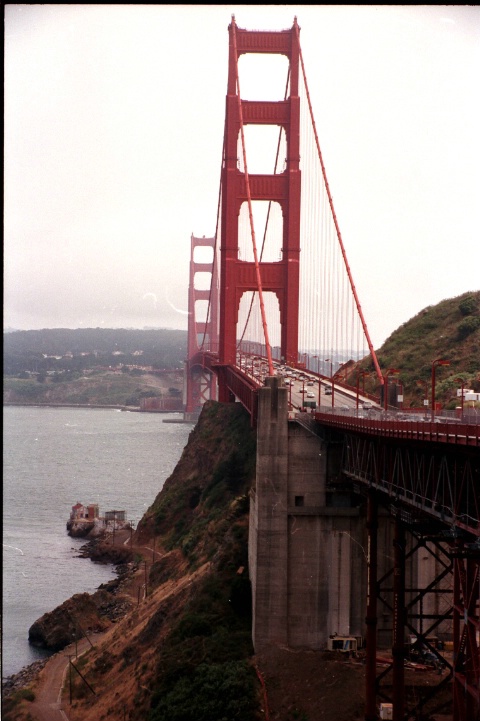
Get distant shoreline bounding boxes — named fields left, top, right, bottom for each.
left=3, top=401, right=131, bottom=410
left=3, top=402, right=184, bottom=414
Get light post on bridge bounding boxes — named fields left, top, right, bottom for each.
left=431, top=359, right=450, bottom=422
left=356, top=371, right=370, bottom=410
left=325, top=358, right=334, bottom=408
left=416, top=380, right=429, bottom=418
left=383, top=369, right=400, bottom=412
left=455, top=377, right=467, bottom=421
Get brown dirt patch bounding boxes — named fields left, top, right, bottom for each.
left=255, top=647, right=365, bottom=721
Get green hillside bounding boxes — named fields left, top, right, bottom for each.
left=359, top=290, right=480, bottom=408
left=3, top=328, right=187, bottom=408
left=3, top=328, right=187, bottom=376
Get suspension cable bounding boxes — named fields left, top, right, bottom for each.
left=231, top=20, right=274, bottom=377
left=294, top=24, right=383, bottom=384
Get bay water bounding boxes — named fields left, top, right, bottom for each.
left=2, top=405, right=191, bottom=679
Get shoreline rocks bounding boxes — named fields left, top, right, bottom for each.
left=28, top=591, right=112, bottom=652
left=3, top=553, right=139, bottom=698
left=2, top=658, right=49, bottom=698
left=26, top=535, right=136, bottom=653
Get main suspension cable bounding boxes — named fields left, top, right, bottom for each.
left=294, top=24, right=383, bottom=384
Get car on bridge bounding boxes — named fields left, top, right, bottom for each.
left=325, top=387, right=332, bottom=395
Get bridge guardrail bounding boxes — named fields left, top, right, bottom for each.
left=312, top=408, right=480, bottom=446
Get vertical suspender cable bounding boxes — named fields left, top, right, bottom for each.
left=294, top=25, right=383, bottom=385
left=231, top=22, right=274, bottom=377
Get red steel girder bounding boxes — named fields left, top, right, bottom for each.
left=340, top=432, right=480, bottom=537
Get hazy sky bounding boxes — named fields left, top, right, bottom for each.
left=4, top=5, right=480, bottom=348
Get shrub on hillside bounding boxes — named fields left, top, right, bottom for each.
left=459, top=295, right=478, bottom=316
left=457, top=316, right=480, bottom=340
left=149, top=660, right=256, bottom=721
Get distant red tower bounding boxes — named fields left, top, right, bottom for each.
left=185, top=234, right=218, bottom=415
left=218, top=19, right=301, bottom=401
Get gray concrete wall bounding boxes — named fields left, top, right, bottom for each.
left=250, top=379, right=367, bottom=651
left=249, top=377, right=290, bottom=649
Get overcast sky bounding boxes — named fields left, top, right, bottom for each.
left=4, top=5, right=480, bottom=348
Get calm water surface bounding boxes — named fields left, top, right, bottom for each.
left=2, top=406, right=191, bottom=678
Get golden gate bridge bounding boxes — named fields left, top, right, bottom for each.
left=183, top=17, right=479, bottom=721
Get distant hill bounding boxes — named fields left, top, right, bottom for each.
left=4, top=292, right=480, bottom=411
left=3, top=328, right=187, bottom=375
left=359, top=290, right=480, bottom=408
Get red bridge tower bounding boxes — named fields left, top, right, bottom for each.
left=218, top=18, right=302, bottom=400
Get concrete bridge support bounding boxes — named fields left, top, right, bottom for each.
left=249, top=378, right=367, bottom=651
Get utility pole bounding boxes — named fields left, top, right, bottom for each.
left=68, top=655, right=73, bottom=705
left=130, top=520, right=135, bottom=550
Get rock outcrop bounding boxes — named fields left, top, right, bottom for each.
left=28, top=579, right=134, bottom=652
left=28, top=592, right=110, bottom=651
left=66, top=519, right=96, bottom=537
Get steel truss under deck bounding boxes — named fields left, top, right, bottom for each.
left=342, top=434, right=479, bottom=537
left=340, top=434, right=479, bottom=721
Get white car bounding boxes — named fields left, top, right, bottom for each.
left=307, top=392, right=315, bottom=398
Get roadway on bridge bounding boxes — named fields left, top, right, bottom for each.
left=237, top=356, right=377, bottom=413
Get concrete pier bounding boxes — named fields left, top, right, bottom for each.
left=249, top=377, right=367, bottom=650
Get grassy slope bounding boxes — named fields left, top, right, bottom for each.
left=358, top=290, right=480, bottom=407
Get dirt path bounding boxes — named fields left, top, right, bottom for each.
left=27, top=635, right=104, bottom=721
